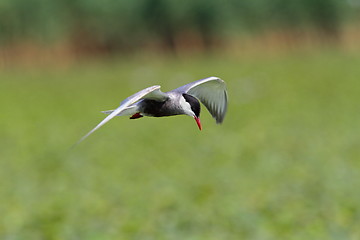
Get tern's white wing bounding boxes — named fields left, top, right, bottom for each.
left=76, top=85, right=167, bottom=144
left=173, top=77, right=228, bottom=123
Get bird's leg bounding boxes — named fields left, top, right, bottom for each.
left=130, top=113, right=143, bottom=119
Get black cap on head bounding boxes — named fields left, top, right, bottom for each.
left=182, top=93, right=200, bottom=117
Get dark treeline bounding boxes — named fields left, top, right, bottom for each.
left=0, top=0, right=358, bottom=53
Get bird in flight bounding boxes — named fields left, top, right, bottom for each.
left=77, top=76, right=228, bottom=144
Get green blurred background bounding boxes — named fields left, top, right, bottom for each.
left=1, top=0, right=360, bottom=239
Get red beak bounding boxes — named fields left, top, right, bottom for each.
left=194, top=116, right=202, bottom=130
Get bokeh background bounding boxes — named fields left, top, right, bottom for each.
left=1, top=0, right=360, bottom=239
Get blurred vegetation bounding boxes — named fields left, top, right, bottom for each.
left=0, top=49, right=359, bottom=239
left=1, top=1, right=360, bottom=238
left=0, top=0, right=358, bottom=54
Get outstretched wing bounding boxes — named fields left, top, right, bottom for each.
left=76, top=85, right=168, bottom=144
left=173, top=77, right=228, bottom=123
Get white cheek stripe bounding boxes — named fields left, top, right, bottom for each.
left=179, top=96, right=194, bottom=116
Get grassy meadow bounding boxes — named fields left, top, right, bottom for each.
left=0, top=49, right=360, bottom=239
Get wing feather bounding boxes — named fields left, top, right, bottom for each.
left=173, top=77, right=228, bottom=123
left=76, top=85, right=167, bottom=144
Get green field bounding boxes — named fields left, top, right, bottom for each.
left=1, top=49, right=360, bottom=239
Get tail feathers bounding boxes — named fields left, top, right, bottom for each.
left=102, top=106, right=138, bottom=116
left=101, top=109, right=125, bottom=116
left=102, top=110, right=115, bottom=115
